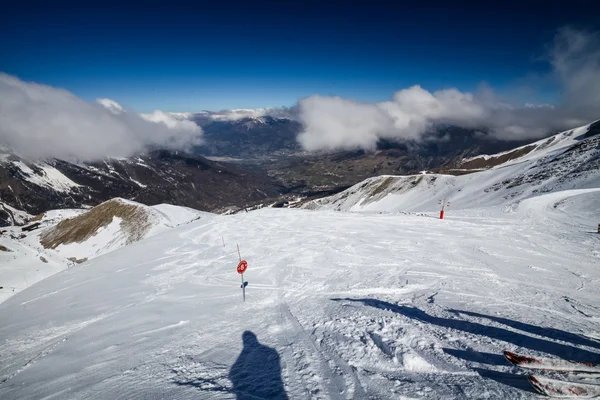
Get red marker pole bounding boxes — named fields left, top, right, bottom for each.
left=439, top=199, right=449, bottom=219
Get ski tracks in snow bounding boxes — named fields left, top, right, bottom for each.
left=277, top=303, right=364, bottom=399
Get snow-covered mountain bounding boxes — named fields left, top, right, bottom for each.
left=304, top=120, right=600, bottom=213
left=0, top=150, right=282, bottom=226
left=0, top=198, right=207, bottom=304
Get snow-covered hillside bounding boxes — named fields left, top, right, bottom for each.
left=39, top=198, right=206, bottom=261
left=304, top=121, right=600, bottom=214
left=0, top=187, right=599, bottom=399
left=0, top=199, right=206, bottom=304
left=1, top=118, right=599, bottom=399
left=0, top=149, right=282, bottom=227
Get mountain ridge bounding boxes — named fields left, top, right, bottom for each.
left=303, top=120, right=600, bottom=213
left=0, top=150, right=283, bottom=226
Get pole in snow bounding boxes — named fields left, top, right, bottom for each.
left=236, top=244, right=248, bottom=302
left=438, top=199, right=451, bottom=219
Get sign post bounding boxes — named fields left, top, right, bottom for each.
left=438, top=199, right=451, bottom=219
left=236, top=244, right=248, bottom=302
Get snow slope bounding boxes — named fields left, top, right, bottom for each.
left=304, top=121, right=600, bottom=214
left=0, top=188, right=599, bottom=399
left=10, top=160, right=82, bottom=192
left=0, top=200, right=207, bottom=304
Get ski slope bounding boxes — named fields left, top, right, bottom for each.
left=0, top=188, right=599, bottom=399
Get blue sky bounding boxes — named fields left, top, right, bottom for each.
left=2, top=1, right=598, bottom=112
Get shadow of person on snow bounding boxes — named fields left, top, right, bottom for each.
left=229, top=331, right=288, bottom=400
left=331, top=298, right=600, bottom=364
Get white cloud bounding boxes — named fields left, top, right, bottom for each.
left=297, top=86, right=494, bottom=151
left=297, top=28, right=600, bottom=151
left=140, top=110, right=200, bottom=131
left=96, top=98, right=124, bottom=114
left=0, top=74, right=203, bottom=161
left=524, top=103, right=555, bottom=109
left=297, top=96, right=395, bottom=151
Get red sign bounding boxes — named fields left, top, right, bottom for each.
left=237, top=260, right=248, bottom=274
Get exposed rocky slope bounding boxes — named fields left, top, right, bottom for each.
left=0, top=150, right=282, bottom=226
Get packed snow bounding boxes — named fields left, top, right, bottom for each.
left=0, top=187, right=599, bottom=399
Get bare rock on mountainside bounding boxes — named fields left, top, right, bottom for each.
left=457, top=145, right=537, bottom=170
left=38, top=198, right=206, bottom=261
left=40, top=199, right=152, bottom=250
left=0, top=150, right=283, bottom=226
left=67, top=257, right=88, bottom=264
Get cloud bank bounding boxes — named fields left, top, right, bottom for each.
left=298, top=28, right=600, bottom=152
left=0, top=74, right=203, bottom=161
